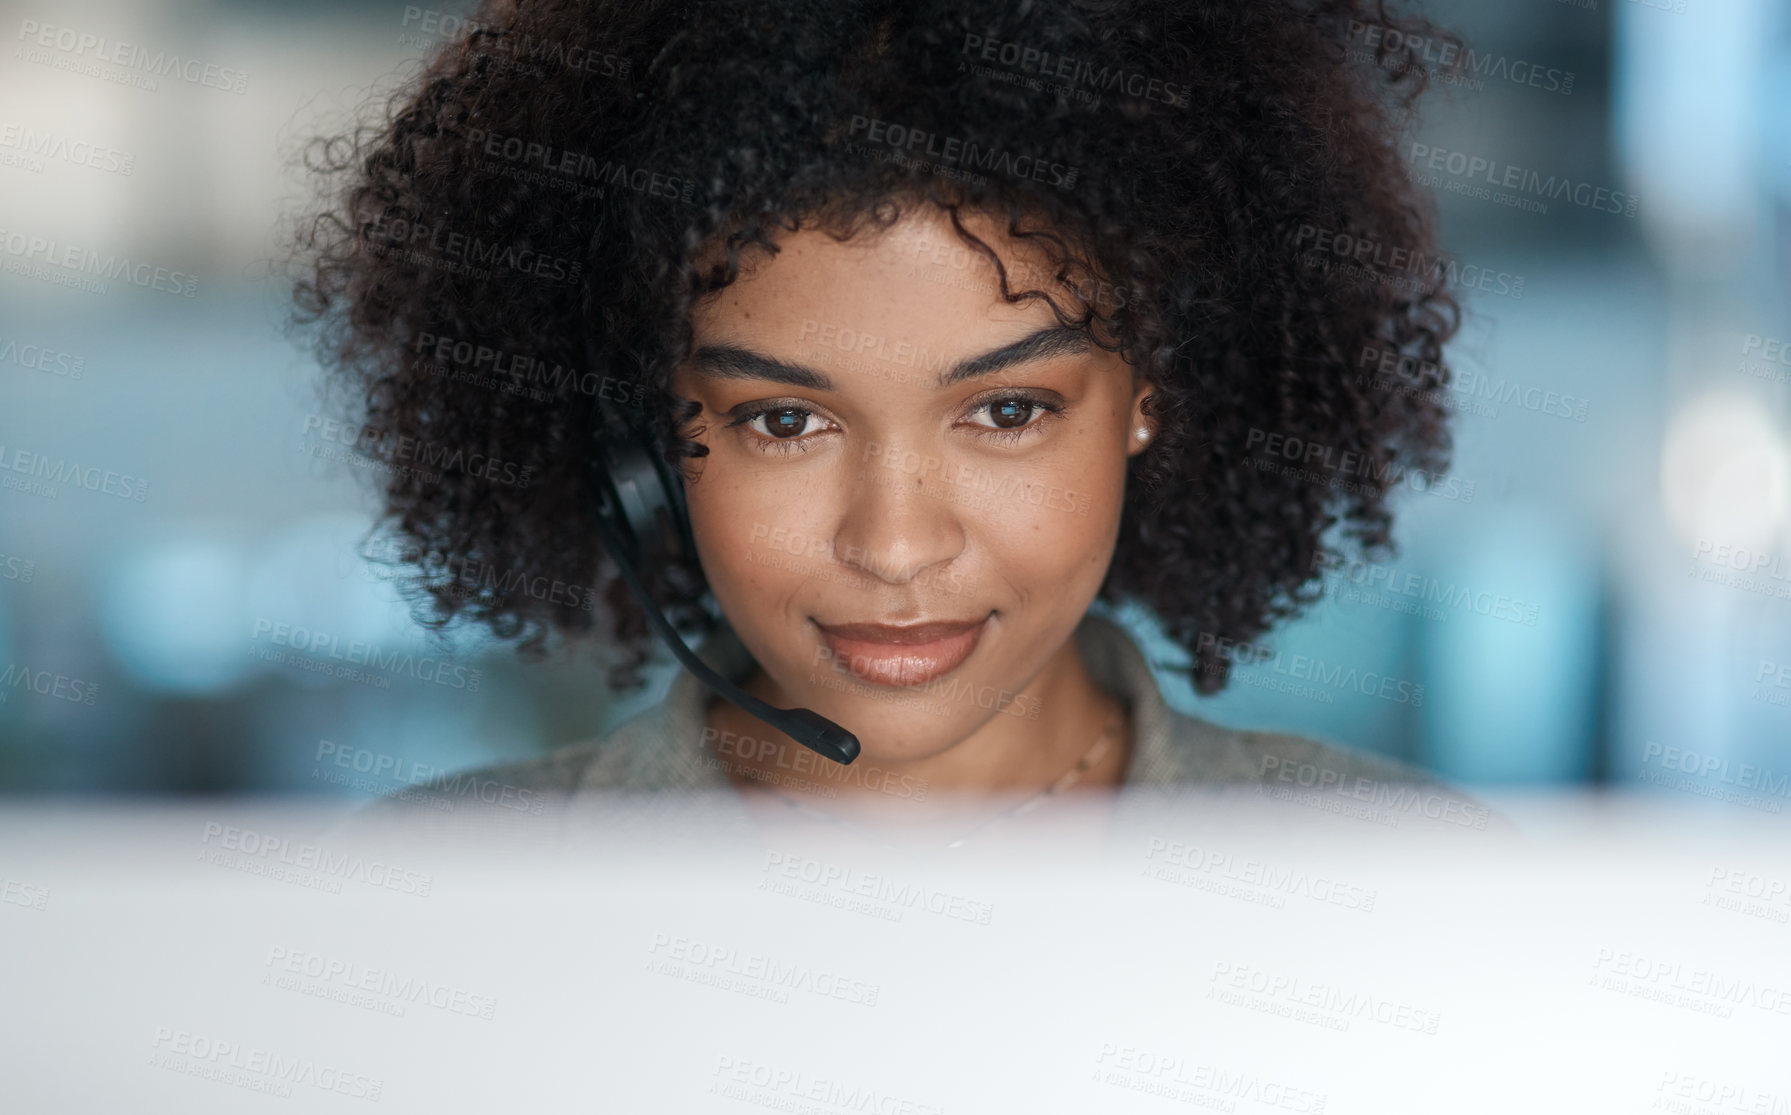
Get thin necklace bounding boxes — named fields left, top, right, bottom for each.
left=757, top=713, right=1123, bottom=851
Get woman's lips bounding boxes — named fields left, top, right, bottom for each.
left=814, top=615, right=991, bottom=688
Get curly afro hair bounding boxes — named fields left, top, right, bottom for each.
left=292, top=0, right=1464, bottom=696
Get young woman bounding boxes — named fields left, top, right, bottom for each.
left=296, top=0, right=1475, bottom=843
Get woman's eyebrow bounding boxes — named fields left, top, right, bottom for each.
left=687, top=346, right=832, bottom=390
left=938, top=325, right=1090, bottom=387
left=688, top=324, right=1092, bottom=391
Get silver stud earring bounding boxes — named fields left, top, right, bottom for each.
left=1136, top=427, right=1152, bottom=443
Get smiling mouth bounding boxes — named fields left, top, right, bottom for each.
left=813, top=614, right=992, bottom=688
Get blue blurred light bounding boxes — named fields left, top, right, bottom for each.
left=243, top=513, right=440, bottom=660
left=1419, top=505, right=1601, bottom=783
left=97, top=532, right=254, bottom=694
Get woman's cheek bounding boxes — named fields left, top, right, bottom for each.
left=995, top=453, right=1126, bottom=586
left=985, top=487, right=1102, bottom=585
left=991, top=447, right=1114, bottom=532
left=691, top=461, right=827, bottom=597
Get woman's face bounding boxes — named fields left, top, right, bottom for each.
left=669, top=204, right=1153, bottom=762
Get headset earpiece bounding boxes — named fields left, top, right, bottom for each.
left=587, top=381, right=696, bottom=567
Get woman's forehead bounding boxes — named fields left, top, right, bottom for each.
left=691, top=207, right=1084, bottom=339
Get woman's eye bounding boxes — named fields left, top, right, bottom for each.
left=748, top=407, right=825, bottom=439
left=966, top=397, right=1055, bottom=432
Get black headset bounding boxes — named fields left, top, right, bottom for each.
left=583, top=371, right=862, bottom=765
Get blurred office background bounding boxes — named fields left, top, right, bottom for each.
left=2, top=0, right=1788, bottom=798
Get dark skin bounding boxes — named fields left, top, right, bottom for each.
left=669, top=205, right=1153, bottom=832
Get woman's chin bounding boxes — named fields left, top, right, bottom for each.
left=782, top=686, right=1016, bottom=761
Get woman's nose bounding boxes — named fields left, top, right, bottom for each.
left=828, top=442, right=968, bottom=586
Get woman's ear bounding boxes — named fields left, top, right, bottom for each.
left=1127, top=384, right=1157, bottom=456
